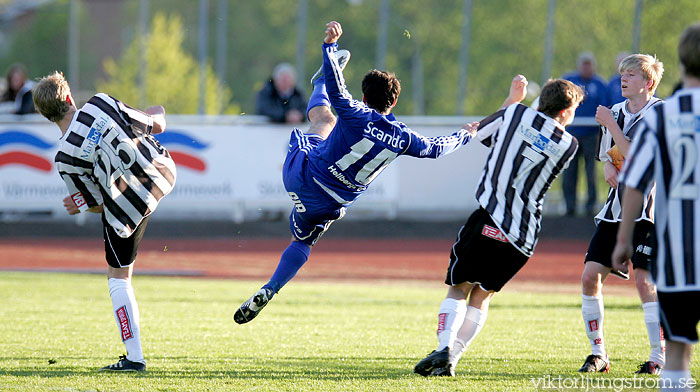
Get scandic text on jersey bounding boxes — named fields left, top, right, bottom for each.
left=364, top=121, right=405, bottom=149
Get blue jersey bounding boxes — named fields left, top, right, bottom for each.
left=607, top=74, right=624, bottom=106
left=307, top=42, right=472, bottom=205
left=563, top=72, right=610, bottom=136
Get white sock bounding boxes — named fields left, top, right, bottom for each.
left=108, top=278, right=145, bottom=364
left=436, top=298, right=467, bottom=351
left=450, top=306, right=488, bottom=366
left=582, top=294, right=606, bottom=357
left=642, top=302, right=665, bottom=365
left=660, top=369, right=693, bottom=392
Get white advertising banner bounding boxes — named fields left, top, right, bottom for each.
left=0, top=120, right=402, bottom=221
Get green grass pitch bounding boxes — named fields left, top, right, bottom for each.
left=0, top=272, right=697, bottom=391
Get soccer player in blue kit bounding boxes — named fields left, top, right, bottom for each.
left=234, top=21, right=479, bottom=324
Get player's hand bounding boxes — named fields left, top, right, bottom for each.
left=285, top=109, right=304, bottom=124
left=62, top=196, right=80, bottom=215
left=595, top=105, right=615, bottom=128
left=603, top=161, right=619, bottom=189
left=508, top=75, right=528, bottom=103
left=145, top=105, right=165, bottom=116
left=145, top=105, right=166, bottom=134
left=461, top=121, right=479, bottom=137
left=324, top=21, right=342, bottom=44
left=611, top=240, right=633, bottom=275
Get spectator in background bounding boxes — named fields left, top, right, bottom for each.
left=562, top=52, right=609, bottom=216
left=0, top=64, right=36, bottom=114
left=607, top=51, right=631, bottom=105
left=256, top=63, right=307, bottom=123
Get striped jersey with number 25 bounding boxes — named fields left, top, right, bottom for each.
left=475, top=103, right=578, bottom=257
left=55, top=93, right=177, bottom=238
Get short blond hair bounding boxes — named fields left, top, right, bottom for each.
left=618, top=54, right=664, bottom=94
left=32, top=71, right=71, bottom=122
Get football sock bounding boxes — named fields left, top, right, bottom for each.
left=306, top=76, right=330, bottom=116
left=660, top=370, right=693, bottom=392
left=264, top=241, right=311, bottom=294
left=436, top=298, right=467, bottom=351
left=582, top=294, right=606, bottom=357
left=643, top=301, right=665, bottom=364
left=108, top=278, right=145, bottom=364
left=450, top=306, right=488, bottom=366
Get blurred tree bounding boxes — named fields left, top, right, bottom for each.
left=97, top=12, right=237, bottom=114
left=4, top=0, right=700, bottom=116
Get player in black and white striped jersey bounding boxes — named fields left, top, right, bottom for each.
left=614, top=23, right=700, bottom=392
left=415, top=76, right=583, bottom=377
left=578, top=54, right=665, bottom=375
left=32, top=72, right=176, bottom=372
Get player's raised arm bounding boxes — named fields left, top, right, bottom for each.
left=321, top=22, right=373, bottom=126
left=324, top=20, right=342, bottom=44
left=403, top=123, right=475, bottom=159
left=499, top=74, right=528, bottom=110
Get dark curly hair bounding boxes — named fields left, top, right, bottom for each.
left=537, top=79, right=584, bottom=119
left=361, top=69, right=401, bottom=113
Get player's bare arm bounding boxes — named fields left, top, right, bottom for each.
left=145, top=105, right=166, bottom=135
left=500, top=74, right=528, bottom=109
left=603, top=161, right=619, bottom=189
left=62, top=195, right=103, bottom=215
left=62, top=196, right=80, bottom=215
left=324, top=21, right=342, bottom=44
left=611, top=188, right=645, bottom=273
left=596, top=105, right=630, bottom=155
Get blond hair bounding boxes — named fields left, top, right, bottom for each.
left=32, top=71, right=71, bottom=122
left=618, top=54, right=664, bottom=94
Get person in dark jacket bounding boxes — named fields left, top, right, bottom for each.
left=0, top=64, right=36, bottom=114
left=255, top=63, right=307, bottom=123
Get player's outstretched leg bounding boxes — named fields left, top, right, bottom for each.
left=234, top=287, right=274, bottom=324
left=306, top=50, right=351, bottom=113
left=234, top=241, right=311, bottom=324
left=309, top=49, right=351, bottom=85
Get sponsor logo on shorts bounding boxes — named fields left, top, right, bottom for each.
left=482, top=225, right=508, bottom=242
left=589, top=320, right=598, bottom=332
left=116, top=306, right=133, bottom=341
left=437, top=313, right=447, bottom=334
left=636, top=244, right=653, bottom=256
left=71, top=192, right=86, bottom=208
left=288, top=192, right=306, bottom=213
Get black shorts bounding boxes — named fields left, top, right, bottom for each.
left=658, top=291, right=700, bottom=344
left=445, top=208, right=529, bottom=292
left=102, top=214, right=149, bottom=268
left=585, top=220, right=655, bottom=271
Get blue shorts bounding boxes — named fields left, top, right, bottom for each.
left=282, top=129, right=346, bottom=246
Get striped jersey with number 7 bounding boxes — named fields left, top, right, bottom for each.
left=54, top=93, right=177, bottom=238
left=475, top=103, right=579, bottom=257
left=621, top=89, right=700, bottom=291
